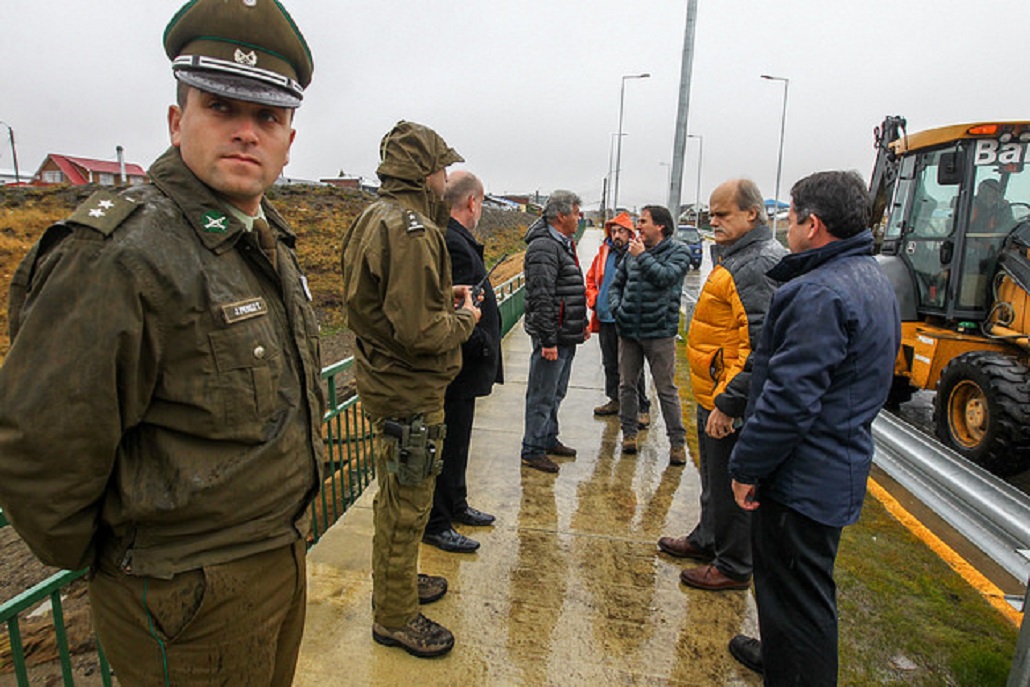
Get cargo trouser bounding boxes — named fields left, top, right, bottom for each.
left=89, top=539, right=307, bottom=687
left=371, top=408, right=445, bottom=628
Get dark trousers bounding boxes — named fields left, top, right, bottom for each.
left=598, top=321, right=649, bottom=410
left=521, top=341, right=576, bottom=457
left=427, top=396, right=475, bottom=534
left=688, top=406, right=752, bottom=579
left=752, top=496, right=842, bottom=686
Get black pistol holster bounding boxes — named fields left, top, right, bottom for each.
left=381, top=415, right=446, bottom=486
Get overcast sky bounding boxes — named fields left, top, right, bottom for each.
left=3, top=0, right=1029, bottom=213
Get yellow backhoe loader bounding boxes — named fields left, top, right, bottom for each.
left=871, top=116, right=1030, bottom=475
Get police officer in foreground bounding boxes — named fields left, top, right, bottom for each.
left=0, top=1, right=323, bottom=685
left=341, top=121, right=480, bottom=658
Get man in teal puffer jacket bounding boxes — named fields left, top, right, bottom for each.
left=610, top=204, right=692, bottom=464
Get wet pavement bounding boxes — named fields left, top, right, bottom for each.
left=295, top=229, right=762, bottom=685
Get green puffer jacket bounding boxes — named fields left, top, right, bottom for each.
left=0, top=147, right=325, bottom=576
left=340, top=121, right=476, bottom=418
left=610, top=235, right=693, bottom=339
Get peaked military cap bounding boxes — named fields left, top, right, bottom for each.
left=164, top=0, right=313, bottom=108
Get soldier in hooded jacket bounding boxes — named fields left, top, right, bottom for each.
left=341, top=120, right=479, bottom=659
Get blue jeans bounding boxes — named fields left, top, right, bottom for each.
left=521, top=340, right=576, bottom=458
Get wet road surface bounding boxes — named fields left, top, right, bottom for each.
left=295, top=229, right=762, bottom=685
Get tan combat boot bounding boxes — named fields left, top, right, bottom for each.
left=593, top=399, right=620, bottom=416
left=372, top=613, right=455, bottom=658
left=669, top=445, right=687, bottom=466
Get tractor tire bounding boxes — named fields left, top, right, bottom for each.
left=932, top=351, right=1030, bottom=475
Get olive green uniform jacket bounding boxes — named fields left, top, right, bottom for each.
left=0, top=148, right=325, bottom=577
left=340, top=158, right=475, bottom=418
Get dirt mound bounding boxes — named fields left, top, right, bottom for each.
left=0, top=184, right=535, bottom=365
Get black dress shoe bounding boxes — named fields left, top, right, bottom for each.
left=453, top=506, right=495, bottom=527
left=422, top=527, right=480, bottom=553
left=728, top=635, right=763, bottom=675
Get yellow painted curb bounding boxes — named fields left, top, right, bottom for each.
left=868, top=478, right=1023, bottom=627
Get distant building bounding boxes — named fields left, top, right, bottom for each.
left=484, top=194, right=520, bottom=212
left=32, top=154, right=147, bottom=187
left=275, top=176, right=324, bottom=186
left=0, top=168, right=26, bottom=185
left=320, top=174, right=380, bottom=195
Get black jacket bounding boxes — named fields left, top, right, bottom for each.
left=523, top=217, right=587, bottom=347
left=445, top=217, right=504, bottom=399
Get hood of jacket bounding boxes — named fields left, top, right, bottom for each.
left=604, top=211, right=635, bottom=239
left=377, top=120, right=463, bottom=226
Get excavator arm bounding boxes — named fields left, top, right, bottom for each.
left=869, top=115, right=907, bottom=231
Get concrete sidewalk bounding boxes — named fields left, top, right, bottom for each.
left=295, top=229, right=761, bottom=685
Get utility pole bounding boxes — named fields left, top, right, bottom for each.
left=668, top=0, right=698, bottom=219
left=0, top=121, right=21, bottom=185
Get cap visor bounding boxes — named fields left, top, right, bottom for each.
left=176, top=71, right=301, bottom=109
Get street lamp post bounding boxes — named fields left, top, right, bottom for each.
left=761, top=74, right=789, bottom=232
left=687, top=134, right=703, bottom=224
left=613, top=72, right=650, bottom=213
left=606, top=132, right=626, bottom=220
left=0, top=120, right=20, bottom=185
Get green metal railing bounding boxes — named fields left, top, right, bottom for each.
left=309, top=356, right=375, bottom=546
left=0, top=275, right=527, bottom=686
left=495, top=273, right=526, bottom=337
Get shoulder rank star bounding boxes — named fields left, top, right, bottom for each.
left=88, top=198, right=117, bottom=217
left=405, top=211, right=425, bottom=233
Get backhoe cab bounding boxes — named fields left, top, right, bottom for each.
left=872, top=117, right=1030, bottom=475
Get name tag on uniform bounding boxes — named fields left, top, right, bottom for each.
left=221, top=297, right=268, bottom=324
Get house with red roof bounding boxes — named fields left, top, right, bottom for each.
left=33, top=154, right=147, bottom=187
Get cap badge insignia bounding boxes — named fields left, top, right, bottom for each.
left=242, top=0, right=258, bottom=6
left=202, top=210, right=228, bottom=233
left=234, top=49, right=258, bottom=67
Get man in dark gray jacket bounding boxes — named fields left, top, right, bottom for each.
left=610, top=205, right=692, bottom=464
left=520, top=190, right=588, bottom=473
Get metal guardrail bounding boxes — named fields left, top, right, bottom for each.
left=873, top=411, right=1030, bottom=582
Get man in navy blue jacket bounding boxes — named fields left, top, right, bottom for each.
left=727, top=171, right=901, bottom=684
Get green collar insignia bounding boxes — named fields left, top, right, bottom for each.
left=201, top=210, right=229, bottom=233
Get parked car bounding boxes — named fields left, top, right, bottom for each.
left=675, top=225, right=703, bottom=269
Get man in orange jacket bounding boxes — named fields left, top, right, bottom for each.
left=658, top=179, right=785, bottom=592
left=585, top=212, right=650, bottom=424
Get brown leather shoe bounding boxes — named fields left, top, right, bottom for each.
left=622, top=435, right=638, bottom=454
left=679, top=564, right=750, bottom=591
left=657, top=535, right=712, bottom=561
left=522, top=454, right=559, bottom=473
left=594, top=399, right=620, bottom=416
left=547, top=441, right=577, bottom=457
left=669, top=445, right=687, bottom=466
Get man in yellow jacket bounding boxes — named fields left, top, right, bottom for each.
left=658, top=179, right=786, bottom=591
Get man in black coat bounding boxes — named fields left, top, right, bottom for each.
left=519, top=190, right=588, bottom=473
left=422, top=171, right=504, bottom=553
